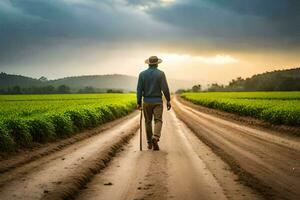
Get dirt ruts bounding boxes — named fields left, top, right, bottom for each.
left=75, top=108, right=262, bottom=200
left=0, top=113, right=139, bottom=200
left=43, top=130, right=136, bottom=200
left=173, top=96, right=300, bottom=200
left=0, top=112, right=139, bottom=174
left=177, top=95, right=300, bottom=137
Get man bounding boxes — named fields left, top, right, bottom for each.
left=137, top=56, right=171, bottom=151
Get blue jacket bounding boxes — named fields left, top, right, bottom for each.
left=137, top=66, right=171, bottom=104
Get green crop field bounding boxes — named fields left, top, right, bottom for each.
left=0, top=94, right=136, bottom=151
left=181, top=92, right=300, bottom=127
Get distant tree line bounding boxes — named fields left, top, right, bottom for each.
left=106, top=89, right=124, bottom=93
left=205, top=75, right=300, bottom=92
left=78, top=87, right=123, bottom=94
left=0, top=85, right=71, bottom=94
left=226, top=75, right=300, bottom=91
left=0, top=85, right=124, bottom=94
left=176, top=84, right=202, bottom=93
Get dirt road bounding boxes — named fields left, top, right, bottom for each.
left=0, top=97, right=299, bottom=200
left=76, top=109, right=262, bottom=200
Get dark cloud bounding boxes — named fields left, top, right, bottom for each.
left=126, top=0, right=161, bottom=5
left=147, top=0, right=300, bottom=50
left=0, top=0, right=299, bottom=71
left=0, top=0, right=172, bottom=66
left=209, top=0, right=300, bottom=37
left=209, top=0, right=296, bottom=18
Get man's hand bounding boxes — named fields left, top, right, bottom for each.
left=167, top=101, right=171, bottom=110
left=137, top=103, right=142, bottom=110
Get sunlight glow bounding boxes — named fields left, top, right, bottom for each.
left=161, top=0, right=175, bottom=4
left=161, top=53, right=238, bottom=65
left=135, top=0, right=176, bottom=11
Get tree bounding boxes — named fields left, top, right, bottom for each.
left=207, top=83, right=224, bottom=92
left=78, top=86, right=95, bottom=93
left=192, top=84, right=202, bottom=92
left=38, top=76, right=48, bottom=82
left=12, top=86, right=22, bottom=94
left=43, top=85, right=55, bottom=93
left=56, top=85, right=70, bottom=94
left=176, top=89, right=191, bottom=94
left=107, top=89, right=123, bottom=93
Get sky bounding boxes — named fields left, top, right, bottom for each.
left=0, top=0, right=299, bottom=84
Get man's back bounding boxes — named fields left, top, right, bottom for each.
left=137, top=66, right=170, bottom=104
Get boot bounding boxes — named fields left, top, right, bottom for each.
left=152, top=138, right=159, bottom=151
left=147, top=142, right=152, bottom=150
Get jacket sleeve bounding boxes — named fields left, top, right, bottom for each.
left=136, top=73, right=143, bottom=105
left=161, top=72, right=171, bottom=102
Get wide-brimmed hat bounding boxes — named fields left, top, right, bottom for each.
left=145, top=56, right=162, bottom=65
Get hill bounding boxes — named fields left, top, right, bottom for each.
left=0, top=73, right=197, bottom=92
left=0, top=72, right=44, bottom=89
left=48, top=74, right=137, bottom=91
left=225, top=67, right=300, bottom=91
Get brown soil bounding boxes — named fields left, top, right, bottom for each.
left=75, top=109, right=262, bottom=200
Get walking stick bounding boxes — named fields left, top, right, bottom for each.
left=139, top=107, right=143, bottom=151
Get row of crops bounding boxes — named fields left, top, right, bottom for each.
left=180, top=92, right=300, bottom=127
left=0, top=94, right=136, bottom=151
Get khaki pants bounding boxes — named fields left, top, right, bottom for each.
left=143, top=102, right=163, bottom=143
